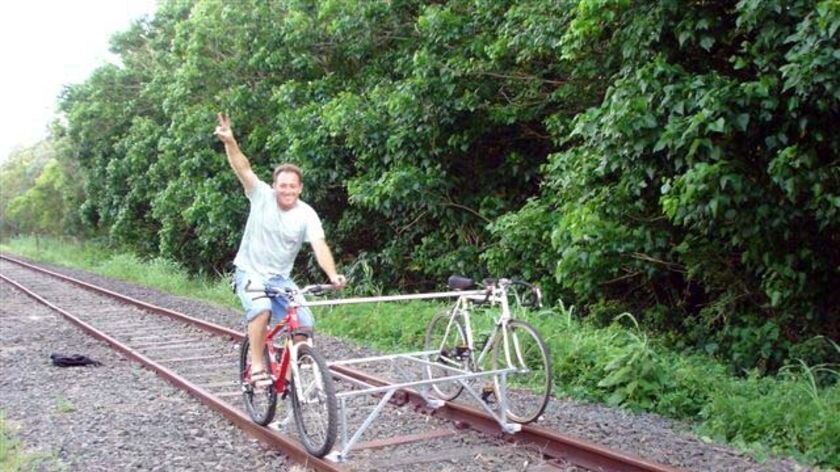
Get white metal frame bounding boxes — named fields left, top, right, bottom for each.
left=287, top=286, right=526, bottom=462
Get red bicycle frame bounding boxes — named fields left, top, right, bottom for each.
left=244, top=303, right=302, bottom=395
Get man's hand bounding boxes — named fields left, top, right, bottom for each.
left=330, top=274, right=347, bottom=289
left=214, top=112, right=236, bottom=144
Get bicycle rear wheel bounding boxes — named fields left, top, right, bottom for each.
left=290, top=343, right=337, bottom=457
left=424, top=310, right=469, bottom=401
left=491, top=320, right=551, bottom=423
left=239, top=338, right=278, bottom=425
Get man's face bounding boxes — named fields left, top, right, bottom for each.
left=273, top=171, right=302, bottom=210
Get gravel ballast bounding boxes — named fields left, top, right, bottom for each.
left=0, top=281, right=296, bottom=471
left=0, top=256, right=819, bottom=471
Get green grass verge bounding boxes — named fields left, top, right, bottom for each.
left=0, top=236, right=239, bottom=311
left=2, top=235, right=837, bottom=469
left=0, top=410, right=53, bottom=472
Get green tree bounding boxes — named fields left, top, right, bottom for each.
left=490, top=0, right=839, bottom=371
left=0, top=140, right=80, bottom=237
left=54, top=0, right=838, bottom=371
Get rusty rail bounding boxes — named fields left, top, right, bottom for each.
left=1, top=254, right=682, bottom=472
left=0, top=258, right=343, bottom=472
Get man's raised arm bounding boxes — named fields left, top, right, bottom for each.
left=214, top=113, right=258, bottom=194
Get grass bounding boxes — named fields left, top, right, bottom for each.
left=0, top=410, right=52, bottom=472
left=0, top=236, right=239, bottom=312
left=54, top=396, right=75, bottom=415
left=2, top=235, right=838, bottom=469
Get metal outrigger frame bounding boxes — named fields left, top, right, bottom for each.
left=299, top=290, right=523, bottom=462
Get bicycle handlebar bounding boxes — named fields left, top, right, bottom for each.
left=447, top=275, right=543, bottom=308
left=243, top=280, right=339, bottom=299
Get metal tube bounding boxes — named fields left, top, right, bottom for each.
left=338, top=389, right=396, bottom=459
left=339, top=396, right=348, bottom=459
left=334, top=365, right=516, bottom=399
left=298, top=289, right=487, bottom=307
left=328, top=349, right=439, bottom=366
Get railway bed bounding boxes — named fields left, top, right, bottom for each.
left=0, top=254, right=808, bottom=471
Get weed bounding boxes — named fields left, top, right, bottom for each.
left=2, top=236, right=838, bottom=468
left=0, top=410, right=53, bottom=471
left=55, top=396, right=75, bottom=414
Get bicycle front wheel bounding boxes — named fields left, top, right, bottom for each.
left=290, top=343, right=337, bottom=457
left=239, top=338, right=278, bottom=426
left=491, top=320, right=551, bottom=424
left=424, top=310, right=469, bottom=401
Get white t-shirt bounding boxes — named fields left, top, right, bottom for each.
left=233, top=180, right=325, bottom=279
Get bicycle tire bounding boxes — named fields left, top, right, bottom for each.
left=424, top=310, right=469, bottom=401
left=290, top=343, right=338, bottom=457
left=239, top=338, right=278, bottom=425
left=490, top=319, right=552, bottom=424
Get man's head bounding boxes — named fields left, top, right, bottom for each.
left=272, top=163, right=303, bottom=210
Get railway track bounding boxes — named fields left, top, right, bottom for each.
left=1, top=254, right=681, bottom=472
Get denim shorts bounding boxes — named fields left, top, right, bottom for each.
left=234, top=268, right=314, bottom=328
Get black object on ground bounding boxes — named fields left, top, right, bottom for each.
left=50, top=353, right=102, bottom=367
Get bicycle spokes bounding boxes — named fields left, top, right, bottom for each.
left=494, top=320, right=551, bottom=424
left=290, top=344, right=337, bottom=457
left=424, top=311, right=469, bottom=401
left=239, top=339, right=278, bottom=426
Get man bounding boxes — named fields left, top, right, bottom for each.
left=214, top=112, right=345, bottom=387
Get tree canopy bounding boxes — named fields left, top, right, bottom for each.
left=6, top=0, right=837, bottom=371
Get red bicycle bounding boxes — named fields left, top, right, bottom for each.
left=239, top=282, right=338, bottom=457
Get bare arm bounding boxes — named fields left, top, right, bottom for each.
left=214, top=112, right=258, bottom=194
left=311, top=238, right=346, bottom=288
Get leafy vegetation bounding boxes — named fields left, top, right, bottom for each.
left=1, top=2, right=838, bottom=463
left=0, top=140, right=84, bottom=238
left=1, top=0, right=835, bottom=374
left=2, top=237, right=837, bottom=467
left=0, top=410, right=52, bottom=472
left=54, top=396, right=75, bottom=415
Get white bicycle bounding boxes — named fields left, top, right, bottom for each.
left=424, top=276, right=551, bottom=424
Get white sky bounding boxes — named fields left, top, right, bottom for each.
left=0, top=0, right=159, bottom=163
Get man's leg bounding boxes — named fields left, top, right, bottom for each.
left=234, top=269, right=272, bottom=375
left=248, top=310, right=271, bottom=372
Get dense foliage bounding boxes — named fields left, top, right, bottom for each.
left=0, top=139, right=84, bottom=238
left=5, top=0, right=838, bottom=371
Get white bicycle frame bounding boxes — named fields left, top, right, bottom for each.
left=441, top=283, right=521, bottom=380
left=293, top=283, right=529, bottom=461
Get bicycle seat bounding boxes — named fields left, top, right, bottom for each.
left=448, top=275, right=475, bottom=290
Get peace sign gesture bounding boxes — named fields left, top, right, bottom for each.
left=214, top=112, right=235, bottom=144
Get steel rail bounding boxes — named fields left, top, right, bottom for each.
left=0, top=254, right=242, bottom=340
left=1, top=254, right=682, bottom=472
left=328, top=365, right=682, bottom=472
left=0, top=262, right=344, bottom=472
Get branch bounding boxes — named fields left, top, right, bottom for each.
left=473, top=70, right=566, bottom=86
left=629, top=252, right=686, bottom=272
left=600, top=269, right=642, bottom=285
left=397, top=209, right=429, bottom=236
left=442, top=201, right=492, bottom=225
